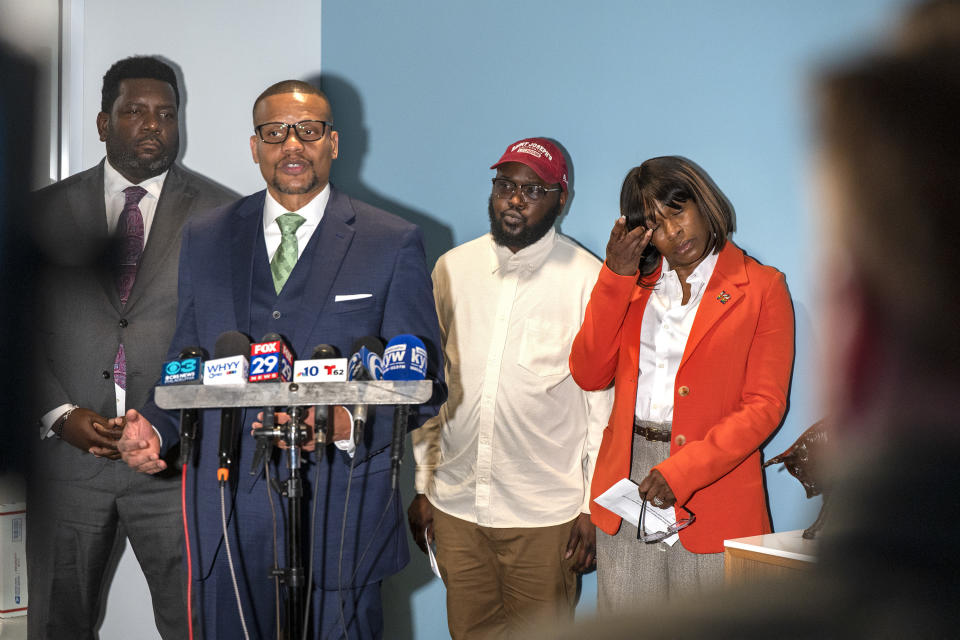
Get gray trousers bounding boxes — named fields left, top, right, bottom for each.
left=596, top=436, right=723, bottom=615
left=27, top=447, right=187, bottom=640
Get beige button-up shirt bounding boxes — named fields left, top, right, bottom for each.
left=414, top=228, right=613, bottom=528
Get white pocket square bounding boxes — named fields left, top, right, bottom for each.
left=335, top=293, right=372, bottom=302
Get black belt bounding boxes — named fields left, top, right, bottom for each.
left=634, top=419, right=672, bottom=442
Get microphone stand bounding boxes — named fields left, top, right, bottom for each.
left=283, top=404, right=308, bottom=640
left=159, top=380, right=435, bottom=640
left=251, top=405, right=310, bottom=640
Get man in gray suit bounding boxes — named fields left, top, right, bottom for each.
left=28, top=56, right=236, bottom=640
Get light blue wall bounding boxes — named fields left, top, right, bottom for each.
left=321, top=2, right=909, bottom=638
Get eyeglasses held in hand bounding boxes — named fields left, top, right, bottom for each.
left=255, top=120, right=333, bottom=144
left=491, top=177, right=561, bottom=202
left=637, top=497, right=696, bottom=543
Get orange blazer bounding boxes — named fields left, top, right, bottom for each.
left=569, top=242, right=795, bottom=553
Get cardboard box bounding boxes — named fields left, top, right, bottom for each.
left=0, top=504, right=26, bottom=618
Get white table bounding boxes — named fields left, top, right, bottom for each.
left=723, top=530, right=817, bottom=584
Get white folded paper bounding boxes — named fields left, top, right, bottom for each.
left=426, top=528, right=442, bottom=578
left=594, top=478, right=679, bottom=546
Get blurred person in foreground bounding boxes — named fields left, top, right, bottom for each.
left=569, top=156, right=795, bottom=610
left=547, top=5, right=960, bottom=637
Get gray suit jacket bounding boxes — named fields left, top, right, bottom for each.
left=33, top=160, right=237, bottom=480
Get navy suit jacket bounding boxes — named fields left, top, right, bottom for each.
left=142, top=185, right=443, bottom=591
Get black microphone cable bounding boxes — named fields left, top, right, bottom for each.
left=301, top=424, right=325, bottom=640
left=176, top=345, right=206, bottom=467
left=220, top=481, right=250, bottom=640
left=335, top=442, right=361, bottom=639
left=210, top=330, right=252, bottom=639
left=182, top=463, right=196, bottom=640
left=301, top=343, right=341, bottom=640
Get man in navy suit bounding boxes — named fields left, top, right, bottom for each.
left=118, top=80, right=443, bottom=639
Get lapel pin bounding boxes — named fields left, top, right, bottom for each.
left=716, top=290, right=731, bottom=304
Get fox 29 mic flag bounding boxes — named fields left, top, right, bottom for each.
left=382, top=334, right=428, bottom=380
left=249, top=336, right=294, bottom=382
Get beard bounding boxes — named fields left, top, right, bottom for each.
left=104, top=131, right=178, bottom=181
left=488, top=196, right=562, bottom=250
left=273, top=172, right=321, bottom=195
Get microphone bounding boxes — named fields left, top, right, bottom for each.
left=382, top=334, right=428, bottom=489
left=297, top=344, right=344, bottom=445
left=162, top=346, right=207, bottom=466
left=348, top=339, right=384, bottom=382
left=347, top=337, right=384, bottom=446
left=293, top=343, right=348, bottom=382
left=160, top=347, right=205, bottom=386
left=249, top=333, right=294, bottom=472
left=249, top=332, right=294, bottom=382
left=202, top=335, right=250, bottom=385
left=208, top=331, right=251, bottom=483
left=382, top=334, right=428, bottom=380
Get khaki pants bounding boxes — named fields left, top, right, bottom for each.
left=433, top=509, right=579, bottom=639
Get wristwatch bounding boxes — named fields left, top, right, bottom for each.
left=53, top=407, right=78, bottom=439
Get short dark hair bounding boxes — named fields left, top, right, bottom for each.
left=101, top=56, right=179, bottom=113
left=252, top=80, right=332, bottom=123
left=619, top=156, right=736, bottom=276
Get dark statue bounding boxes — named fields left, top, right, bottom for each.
left=764, top=420, right=830, bottom=539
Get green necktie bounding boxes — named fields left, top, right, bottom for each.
left=270, top=212, right=306, bottom=294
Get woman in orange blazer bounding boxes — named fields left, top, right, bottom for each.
left=569, top=156, right=794, bottom=611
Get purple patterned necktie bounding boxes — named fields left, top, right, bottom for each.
left=114, top=185, right=147, bottom=391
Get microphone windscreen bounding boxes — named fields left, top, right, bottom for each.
left=214, top=331, right=252, bottom=358
left=312, top=343, right=341, bottom=359
left=382, top=334, right=428, bottom=380
left=350, top=336, right=384, bottom=356
left=249, top=333, right=293, bottom=383
left=162, top=345, right=206, bottom=385
left=178, top=346, right=208, bottom=360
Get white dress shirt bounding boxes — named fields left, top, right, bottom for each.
left=262, top=185, right=330, bottom=262
left=103, top=158, right=166, bottom=241
left=413, top=228, right=613, bottom=528
left=634, top=251, right=719, bottom=423
left=40, top=159, right=169, bottom=437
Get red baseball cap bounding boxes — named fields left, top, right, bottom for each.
left=490, top=137, right=568, bottom=191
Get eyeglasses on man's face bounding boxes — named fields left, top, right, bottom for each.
left=255, top=120, right=333, bottom=144
left=637, top=497, right=696, bottom=543
left=491, top=177, right=561, bottom=202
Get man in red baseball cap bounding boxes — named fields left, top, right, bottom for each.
left=408, top=138, right=612, bottom=637
left=486, top=137, right=569, bottom=252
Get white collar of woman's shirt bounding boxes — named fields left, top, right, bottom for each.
left=656, top=249, right=720, bottom=306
